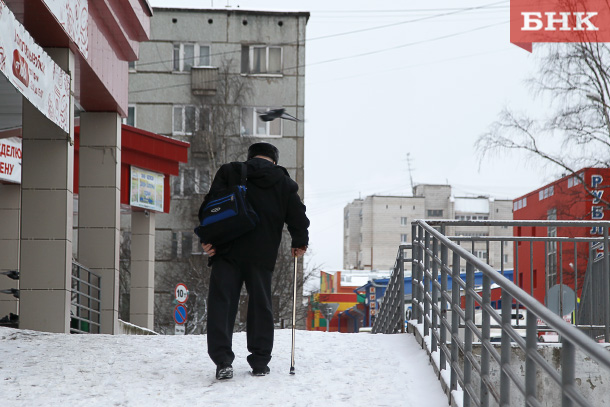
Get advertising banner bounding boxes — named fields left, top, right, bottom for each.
left=510, top=0, right=610, bottom=52
left=0, top=1, right=70, bottom=132
left=0, top=137, right=21, bottom=184
left=41, top=0, right=89, bottom=60
left=130, top=166, right=165, bottom=212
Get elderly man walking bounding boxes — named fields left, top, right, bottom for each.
left=199, top=142, right=309, bottom=380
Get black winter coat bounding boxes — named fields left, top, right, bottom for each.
left=198, top=158, right=310, bottom=271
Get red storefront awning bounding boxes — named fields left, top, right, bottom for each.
left=75, top=124, right=189, bottom=213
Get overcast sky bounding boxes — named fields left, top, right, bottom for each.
left=150, top=0, right=560, bottom=273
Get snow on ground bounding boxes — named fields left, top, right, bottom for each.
left=0, top=327, right=448, bottom=407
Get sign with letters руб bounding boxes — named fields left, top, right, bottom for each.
left=130, top=166, right=164, bottom=212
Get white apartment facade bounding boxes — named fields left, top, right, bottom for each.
left=344, top=184, right=514, bottom=274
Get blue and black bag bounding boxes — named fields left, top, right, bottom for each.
left=194, top=162, right=259, bottom=245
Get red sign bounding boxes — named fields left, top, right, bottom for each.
left=510, top=0, right=610, bottom=52
left=173, top=304, right=187, bottom=325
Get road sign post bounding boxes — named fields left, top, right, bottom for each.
left=175, top=283, right=188, bottom=304
left=173, top=283, right=188, bottom=334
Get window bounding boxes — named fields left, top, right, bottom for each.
left=474, top=250, right=487, bottom=260
left=514, top=197, right=527, bottom=211
left=568, top=175, right=582, bottom=188
left=128, top=60, right=136, bottom=71
left=171, top=231, right=196, bottom=259
left=427, top=209, right=443, bottom=217
left=400, top=234, right=408, bottom=243
left=173, top=43, right=211, bottom=72
left=241, top=107, right=282, bottom=137
left=400, top=217, right=408, bottom=226
left=173, top=167, right=209, bottom=197
left=241, top=45, right=282, bottom=74
left=122, top=105, right=136, bottom=127
left=539, top=186, right=554, bottom=201
left=173, top=105, right=198, bottom=135
left=456, top=231, right=489, bottom=237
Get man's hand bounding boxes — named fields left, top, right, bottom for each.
left=291, top=246, right=307, bottom=258
left=202, top=243, right=216, bottom=256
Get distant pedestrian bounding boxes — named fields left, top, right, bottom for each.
left=199, top=142, right=309, bottom=380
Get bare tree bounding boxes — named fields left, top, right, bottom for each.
left=477, top=42, right=610, bottom=201
left=194, top=59, right=255, bottom=180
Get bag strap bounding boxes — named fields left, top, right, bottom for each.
left=240, top=162, right=247, bottom=186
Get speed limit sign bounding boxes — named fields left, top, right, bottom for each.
left=175, top=283, right=188, bottom=304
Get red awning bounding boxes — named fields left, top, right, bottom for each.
left=75, top=125, right=189, bottom=213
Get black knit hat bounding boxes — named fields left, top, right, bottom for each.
left=247, top=142, right=279, bottom=164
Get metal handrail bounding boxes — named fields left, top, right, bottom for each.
left=372, top=244, right=410, bottom=334
left=371, top=220, right=610, bottom=406
left=71, top=260, right=101, bottom=334
left=410, top=220, right=610, bottom=407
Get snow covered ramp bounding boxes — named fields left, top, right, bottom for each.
left=0, top=327, right=447, bottom=406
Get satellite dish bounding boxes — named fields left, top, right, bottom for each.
left=546, top=284, right=576, bottom=316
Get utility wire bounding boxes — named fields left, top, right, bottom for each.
left=306, top=0, right=507, bottom=42
left=307, top=20, right=508, bottom=68
left=135, top=0, right=507, bottom=68
left=130, top=20, right=507, bottom=95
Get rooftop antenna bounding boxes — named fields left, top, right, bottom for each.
left=406, top=153, right=415, bottom=194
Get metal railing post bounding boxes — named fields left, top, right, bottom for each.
left=450, top=251, right=460, bottom=396
left=480, top=269, right=491, bottom=407
left=399, top=246, right=405, bottom=333
left=440, top=242, right=448, bottom=371
left=431, top=237, right=439, bottom=354
left=562, top=340, right=575, bottom=407
left=413, top=223, right=422, bottom=324
left=525, top=309, right=538, bottom=406
left=500, top=290, right=512, bottom=407
left=464, top=261, right=474, bottom=407
left=424, top=230, right=431, bottom=336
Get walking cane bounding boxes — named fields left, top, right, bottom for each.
left=289, top=255, right=298, bottom=375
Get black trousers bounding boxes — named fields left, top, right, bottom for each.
left=206, top=257, right=274, bottom=369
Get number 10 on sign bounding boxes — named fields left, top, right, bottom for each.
left=175, top=283, right=188, bottom=304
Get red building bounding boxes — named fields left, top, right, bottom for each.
left=512, top=168, right=610, bottom=305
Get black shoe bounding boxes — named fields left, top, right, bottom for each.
left=216, top=364, right=233, bottom=380
left=251, top=366, right=270, bottom=376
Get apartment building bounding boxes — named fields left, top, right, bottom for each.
left=344, top=184, right=514, bottom=273
left=126, top=7, right=308, bottom=332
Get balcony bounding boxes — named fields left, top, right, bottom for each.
left=191, top=66, right=218, bottom=96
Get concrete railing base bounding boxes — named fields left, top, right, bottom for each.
left=117, top=320, right=158, bottom=335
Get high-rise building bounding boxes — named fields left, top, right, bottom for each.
left=344, top=184, right=514, bottom=273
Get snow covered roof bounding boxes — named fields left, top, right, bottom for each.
left=454, top=197, right=490, bottom=214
